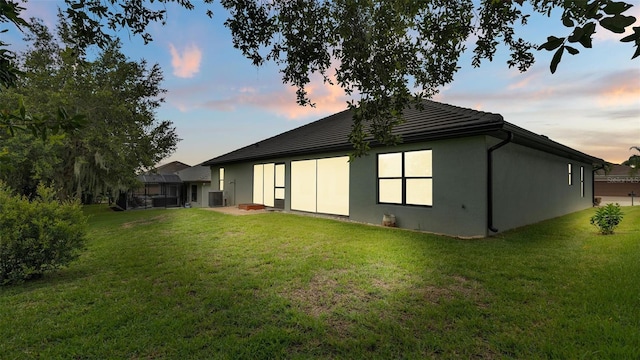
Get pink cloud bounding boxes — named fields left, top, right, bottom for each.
left=507, top=71, right=541, bottom=90
left=596, top=72, right=640, bottom=107
left=169, top=43, right=202, bottom=78
left=202, top=76, right=351, bottom=120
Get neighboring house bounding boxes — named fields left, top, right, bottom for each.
left=119, top=161, right=191, bottom=209
left=177, top=165, right=212, bottom=208
left=136, top=161, right=191, bottom=198
left=154, top=161, right=191, bottom=174
left=128, top=173, right=183, bottom=209
left=594, top=164, right=639, bottom=204
left=202, top=100, right=603, bottom=238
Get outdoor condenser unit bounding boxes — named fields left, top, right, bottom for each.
left=208, top=191, right=224, bottom=207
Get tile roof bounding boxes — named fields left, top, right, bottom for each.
left=177, top=165, right=212, bottom=182
left=202, top=100, right=603, bottom=166
left=595, top=164, right=637, bottom=177
left=137, top=174, right=182, bottom=183
left=153, top=161, right=191, bottom=174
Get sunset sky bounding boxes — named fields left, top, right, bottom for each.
left=7, top=1, right=640, bottom=165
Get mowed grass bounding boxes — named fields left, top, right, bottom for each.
left=1, top=206, right=639, bottom=359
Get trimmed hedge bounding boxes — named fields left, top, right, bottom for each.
left=0, top=182, right=87, bottom=285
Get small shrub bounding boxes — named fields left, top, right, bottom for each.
left=0, top=182, right=87, bottom=285
left=590, top=203, right=624, bottom=235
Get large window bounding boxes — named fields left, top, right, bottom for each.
left=219, top=168, right=225, bottom=191
left=378, top=150, right=433, bottom=206
left=253, top=163, right=278, bottom=207
left=291, top=156, right=350, bottom=216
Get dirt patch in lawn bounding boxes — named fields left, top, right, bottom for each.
left=122, top=215, right=168, bottom=228
left=420, top=275, right=490, bottom=309
left=285, top=269, right=385, bottom=316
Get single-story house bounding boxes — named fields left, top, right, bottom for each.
left=202, top=100, right=604, bottom=238
left=118, top=161, right=192, bottom=209
left=129, top=173, right=184, bottom=209
left=176, top=165, right=213, bottom=208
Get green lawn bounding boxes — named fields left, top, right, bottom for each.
left=1, top=206, right=639, bottom=359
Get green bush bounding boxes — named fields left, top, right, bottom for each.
left=590, top=203, right=624, bottom=235
left=0, top=182, right=87, bottom=285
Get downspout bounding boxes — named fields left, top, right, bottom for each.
left=487, top=131, right=514, bottom=233
left=592, top=164, right=606, bottom=206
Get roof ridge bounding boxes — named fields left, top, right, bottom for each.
left=201, top=99, right=602, bottom=166
left=420, top=99, right=504, bottom=123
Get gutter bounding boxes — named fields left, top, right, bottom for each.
left=487, top=131, right=513, bottom=234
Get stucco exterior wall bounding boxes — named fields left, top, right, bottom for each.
left=185, top=182, right=212, bottom=208
left=210, top=139, right=489, bottom=237
left=212, top=163, right=253, bottom=206
left=349, top=137, right=488, bottom=238
left=212, top=151, right=351, bottom=210
left=490, top=138, right=594, bottom=233
left=208, top=135, right=594, bottom=238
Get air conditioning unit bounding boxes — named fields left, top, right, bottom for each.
left=208, top=191, right=224, bottom=207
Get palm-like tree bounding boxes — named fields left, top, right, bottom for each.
left=626, top=146, right=640, bottom=175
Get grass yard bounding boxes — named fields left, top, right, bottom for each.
left=1, top=205, right=639, bottom=359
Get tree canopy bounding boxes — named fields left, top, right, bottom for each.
left=0, top=16, right=179, bottom=200
left=2, top=0, right=639, bottom=155
left=624, top=146, right=640, bottom=171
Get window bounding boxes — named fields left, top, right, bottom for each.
left=191, top=184, right=197, bottom=202
left=219, top=168, right=225, bottom=191
left=568, top=163, right=573, bottom=185
left=378, top=150, right=433, bottom=206
left=253, top=163, right=276, bottom=207
left=580, top=166, right=584, bottom=197
left=291, top=156, right=350, bottom=216
left=290, top=160, right=317, bottom=213
left=253, top=164, right=264, bottom=204
left=275, top=163, right=285, bottom=200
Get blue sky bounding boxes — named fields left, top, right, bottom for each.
left=7, top=1, right=640, bottom=165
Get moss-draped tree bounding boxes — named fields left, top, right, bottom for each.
left=0, top=17, right=179, bottom=200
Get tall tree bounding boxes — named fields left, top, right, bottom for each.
left=623, top=146, right=640, bottom=174
left=0, top=17, right=179, bottom=200
left=2, top=0, right=639, bottom=155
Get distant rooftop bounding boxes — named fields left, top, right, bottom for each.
left=177, top=165, right=211, bottom=182
left=152, top=161, right=191, bottom=174
left=137, top=173, right=182, bottom=184
left=595, top=164, right=637, bottom=177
